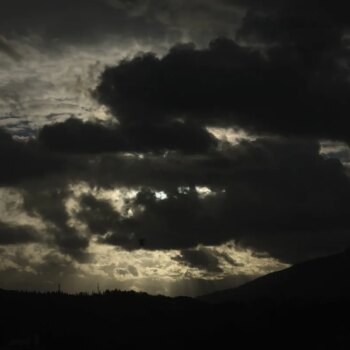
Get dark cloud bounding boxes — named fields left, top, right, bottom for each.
left=0, top=251, right=97, bottom=293
left=78, top=194, right=121, bottom=235
left=0, top=128, right=65, bottom=186
left=0, top=0, right=238, bottom=47
left=3, top=0, right=350, bottom=50
left=6, top=132, right=347, bottom=264
left=234, top=0, right=350, bottom=21
left=174, top=248, right=223, bottom=273
left=235, top=0, right=350, bottom=74
left=94, top=37, right=350, bottom=143
left=0, top=221, right=40, bottom=245
left=39, top=118, right=217, bottom=154
left=4, top=0, right=350, bottom=293
left=101, top=186, right=221, bottom=250
left=235, top=0, right=350, bottom=28
left=4, top=115, right=347, bottom=264
left=237, top=11, right=343, bottom=50
left=22, top=186, right=90, bottom=262
left=127, top=264, right=139, bottom=277
left=215, top=251, right=241, bottom=267
left=75, top=137, right=350, bottom=263
left=0, top=0, right=166, bottom=45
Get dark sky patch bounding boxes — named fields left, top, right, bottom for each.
left=0, top=0, right=238, bottom=47
left=0, top=0, right=167, bottom=45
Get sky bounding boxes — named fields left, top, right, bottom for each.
left=1, top=0, right=350, bottom=296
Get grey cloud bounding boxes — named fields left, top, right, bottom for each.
left=0, top=0, right=238, bottom=47
left=78, top=194, right=121, bottom=235
left=215, top=251, right=242, bottom=267
left=0, top=251, right=99, bottom=293
left=3, top=0, right=350, bottom=289
left=0, top=128, right=66, bottom=186
left=22, top=186, right=90, bottom=262
left=0, top=0, right=164, bottom=45
left=0, top=36, right=22, bottom=61
left=39, top=117, right=217, bottom=154
left=0, top=255, right=254, bottom=296
left=127, top=265, right=139, bottom=277
left=3, top=123, right=349, bottom=265
left=0, top=221, right=40, bottom=245
left=66, top=137, right=350, bottom=264
left=94, top=37, right=350, bottom=143
left=174, top=248, right=223, bottom=273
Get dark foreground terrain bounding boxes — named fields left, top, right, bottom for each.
left=2, top=250, right=350, bottom=349
left=1, top=289, right=350, bottom=349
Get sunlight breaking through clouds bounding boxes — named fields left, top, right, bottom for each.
left=0, top=184, right=288, bottom=296
left=1, top=0, right=350, bottom=298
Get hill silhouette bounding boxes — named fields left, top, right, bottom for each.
left=2, top=251, right=350, bottom=349
left=201, top=248, right=350, bottom=303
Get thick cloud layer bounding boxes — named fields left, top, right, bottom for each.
left=3, top=0, right=350, bottom=48
left=95, top=37, right=350, bottom=143
left=0, top=128, right=65, bottom=186
left=72, top=137, right=350, bottom=263
left=0, top=0, right=165, bottom=44
left=174, top=248, right=223, bottom=273
left=173, top=247, right=240, bottom=273
left=0, top=221, right=40, bottom=245
left=3, top=0, right=350, bottom=294
left=1, top=130, right=350, bottom=264
left=39, top=118, right=217, bottom=154
left=22, top=186, right=90, bottom=262
left=0, top=0, right=238, bottom=46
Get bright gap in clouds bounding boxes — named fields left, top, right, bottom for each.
left=0, top=185, right=288, bottom=296
left=155, top=191, right=167, bottom=200
left=207, top=127, right=256, bottom=145
left=0, top=38, right=172, bottom=136
left=0, top=239, right=287, bottom=297
left=320, top=140, right=350, bottom=168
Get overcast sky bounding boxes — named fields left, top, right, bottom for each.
left=1, top=0, right=350, bottom=296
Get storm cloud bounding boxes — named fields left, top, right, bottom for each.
left=174, top=248, right=223, bottom=273
left=0, top=128, right=65, bottom=186
left=0, top=221, right=40, bottom=245
left=2, top=0, right=350, bottom=295
left=0, top=0, right=239, bottom=46
left=94, top=37, right=350, bottom=143
left=39, top=117, right=217, bottom=154
left=67, top=137, right=350, bottom=263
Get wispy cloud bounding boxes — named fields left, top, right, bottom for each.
left=0, top=35, right=22, bottom=61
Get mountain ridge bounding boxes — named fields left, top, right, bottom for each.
left=200, top=248, right=350, bottom=303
